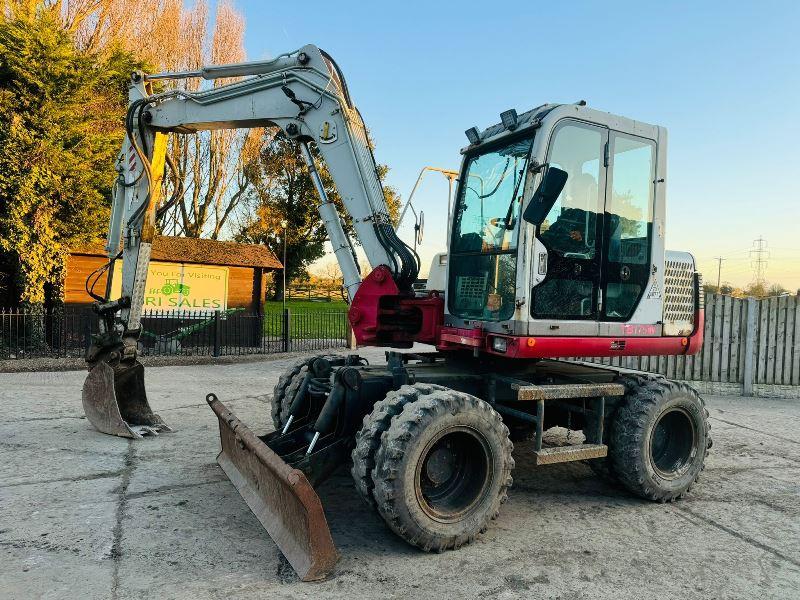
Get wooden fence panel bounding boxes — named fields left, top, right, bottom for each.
left=757, top=298, right=769, bottom=384
left=767, top=297, right=779, bottom=384
left=702, top=293, right=714, bottom=381
left=720, top=295, right=732, bottom=382
left=729, top=297, right=741, bottom=383
left=677, top=354, right=685, bottom=380
left=775, top=296, right=787, bottom=384
left=737, top=297, right=747, bottom=383
left=710, top=294, right=722, bottom=381
left=781, top=296, right=796, bottom=385
left=792, top=297, right=800, bottom=386
left=780, top=296, right=790, bottom=384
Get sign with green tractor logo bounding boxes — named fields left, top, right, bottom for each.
left=112, top=262, right=228, bottom=313
left=160, top=278, right=191, bottom=296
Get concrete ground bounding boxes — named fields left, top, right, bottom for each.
left=1, top=350, right=799, bottom=600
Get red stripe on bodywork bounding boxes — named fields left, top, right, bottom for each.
left=437, top=309, right=704, bottom=359
left=348, top=267, right=705, bottom=361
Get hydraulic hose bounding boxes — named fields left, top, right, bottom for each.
left=319, top=49, right=420, bottom=291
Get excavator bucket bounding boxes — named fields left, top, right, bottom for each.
left=82, top=361, right=172, bottom=439
left=206, top=393, right=339, bottom=582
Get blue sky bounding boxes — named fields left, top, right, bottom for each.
left=230, top=0, right=800, bottom=289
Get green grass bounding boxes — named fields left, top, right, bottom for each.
left=264, top=299, right=348, bottom=312
left=262, top=299, right=349, bottom=339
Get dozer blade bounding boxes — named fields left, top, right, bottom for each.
left=206, top=393, right=339, bottom=582
left=82, top=361, right=172, bottom=439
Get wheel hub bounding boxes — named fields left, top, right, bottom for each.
left=415, top=426, right=492, bottom=523
left=650, top=407, right=698, bottom=479
left=425, top=446, right=456, bottom=485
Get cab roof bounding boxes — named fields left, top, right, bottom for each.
left=461, top=103, right=663, bottom=154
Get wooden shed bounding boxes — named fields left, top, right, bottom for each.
left=67, top=236, right=282, bottom=313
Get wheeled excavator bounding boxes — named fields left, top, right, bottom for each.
left=82, top=44, right=709, bottom=581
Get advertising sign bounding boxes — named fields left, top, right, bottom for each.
left=111, top=262, right=228, bottom=313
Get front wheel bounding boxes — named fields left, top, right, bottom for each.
left=370, top=388, right=514, bottom=552
left=610, top=380, right=709, bottom=502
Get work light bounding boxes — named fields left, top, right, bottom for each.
left=465, top=127, right=481, bottom=145
left=492, top=337, right=508, bottom=353
left=500, top=109, right=518, bottom=131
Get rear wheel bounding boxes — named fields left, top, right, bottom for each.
left=585, top=374, right=663, bottom=482
left=609, top=379, right=709, bottom=502
left=371, top=389, right=514, bottom=552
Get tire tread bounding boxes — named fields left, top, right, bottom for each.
left=350, top=383, right=446, bottom=507
left=609, top=378, right=709, bottom=502
left=370, top=389, right=514, bottom=552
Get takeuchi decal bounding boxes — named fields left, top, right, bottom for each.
left=622, top=324, right=658, bottom=336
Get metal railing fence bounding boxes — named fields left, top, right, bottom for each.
left=0, top=307, right=349, bottom=359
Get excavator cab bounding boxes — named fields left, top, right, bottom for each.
left=444, top=104, right=685, bottom=350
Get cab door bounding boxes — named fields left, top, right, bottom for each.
left=530, top=120, right=608, bottom=335
left=599, top=132, right=656, bottom=325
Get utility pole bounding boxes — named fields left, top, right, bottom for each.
left=714, top=256, right=726, bottom=289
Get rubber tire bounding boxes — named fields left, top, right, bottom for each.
left=371, top=389, right=514, bottom=552
left=270, top=354, right=341, bottom=430
left=351, top=383, right=448, bottom=508
left=586, top=374, right=664, bottom=482
left=609, top=379, right=710, bottom=502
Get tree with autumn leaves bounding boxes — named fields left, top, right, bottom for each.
left=0, top=0, right=401, bottom=310
left=0, top=5, right=139, bottom=308
left=236, top=132, right=400, bottom=300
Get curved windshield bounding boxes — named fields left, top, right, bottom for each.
left=448, top=134, right=534, bottom=321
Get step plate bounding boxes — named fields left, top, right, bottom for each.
left=515, top=382, right=625, bottom=401
left=533, top=443, right=608, bottom=465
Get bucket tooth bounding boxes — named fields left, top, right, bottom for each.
left=82, top=361, right=171, bottom=438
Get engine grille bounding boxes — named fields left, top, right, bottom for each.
left=663, top=253, right=696, bottom=336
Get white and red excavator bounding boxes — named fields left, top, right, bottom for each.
left=82, top=44, right=709, bottom=581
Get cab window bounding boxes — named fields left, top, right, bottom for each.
left=532, top=122, right=604, bottom=319
left=603, top=133, right=655, bottom=319
left=538, top=125, right=603, bottom=259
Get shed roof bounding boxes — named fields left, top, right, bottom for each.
left=72, top=236, right=282, bottom=270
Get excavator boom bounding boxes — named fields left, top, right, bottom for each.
left=82, top=44, right=421, bottom=577
left=83, top=43, right=422, bottom=434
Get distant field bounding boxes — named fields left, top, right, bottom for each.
left=262, top=299, right=349, bottom=339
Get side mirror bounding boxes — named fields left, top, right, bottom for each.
left=522, top=166, right=568, bottom=226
